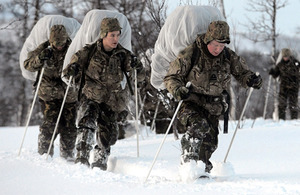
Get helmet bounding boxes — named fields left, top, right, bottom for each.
left=100, top=18, right=122, bottom=39
left=281, top=48, right=291, bottom=57
left=49, top=25, right=69, bottom=48
left=203, top=21, right=230, bottom=44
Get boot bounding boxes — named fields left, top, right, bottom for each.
left=91, top=145, right=110, bottom=171
left=180, top=133, right=202, bottom=164
left=60, top=150, right=74, bottom=161
left=74, top=128, right=94, bottom=166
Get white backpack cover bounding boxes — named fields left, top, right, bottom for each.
left=62, top=9, right=132, bottom=84
left=150, top=5, right=225, bottom=90
left=19, top=15, right=81, bottom=81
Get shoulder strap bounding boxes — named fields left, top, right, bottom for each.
left=78, top=42, right=97, bottom=101
left=191, top=42, right=200, bottom=67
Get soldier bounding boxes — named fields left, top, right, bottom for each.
left=164, top=21, right=262, bottom=176
left=24, top=25, right=78, bottom=160
left=63, top=18, right=144, bottom=170
left=269, top=48, right=300, bottom=120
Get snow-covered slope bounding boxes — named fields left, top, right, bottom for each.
left=1, top=119, right=300, bottom=194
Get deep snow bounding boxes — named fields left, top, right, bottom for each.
left=1, top=118, right=300, bottom=195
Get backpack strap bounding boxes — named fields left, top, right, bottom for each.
left=78, top=42, right=97, bottom=101
left=191, top=42, right=201, bottom=67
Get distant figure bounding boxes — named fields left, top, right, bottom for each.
left=24, top=25, right=78, bottom=159
left=269, top=48, right=300, bottom=120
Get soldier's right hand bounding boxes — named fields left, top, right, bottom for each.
left=174, top=86, right=190, bottom=101
left=67, top=63, right=80, bottom=76
left=39, top=47, right=53, bottom=61
left=269, top=68, right=275, bottom=76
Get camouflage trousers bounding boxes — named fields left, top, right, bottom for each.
left=38, top=99, right=77, bottom=158
left=278, top=85, right=299, bottom=120
left=75, top=96, right=118, bottom=165
left=178, top=102, right=219, bottom=172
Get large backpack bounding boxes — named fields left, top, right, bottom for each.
left=19, top=15, right=81, bottom=81
left=150, top=5, right=225, bottom=90
left=62, top=9, right=132, bottom=85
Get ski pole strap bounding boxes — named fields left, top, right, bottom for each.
left=223, top=90, right=230, bottom=134
left=123, top=70, right=134, bottom=95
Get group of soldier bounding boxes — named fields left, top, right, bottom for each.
left=22, top=12, right=298, bottom=176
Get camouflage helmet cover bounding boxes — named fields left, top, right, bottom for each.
left=100, top=18, right=122, bottom=39
left=203, top=21, right=230, bottom=44
left=281, top=48, right=291, bottom=57
left=49, top=24, right=69, bottom=48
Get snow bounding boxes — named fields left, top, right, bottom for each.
left=1, top=118, right=300, bottom=194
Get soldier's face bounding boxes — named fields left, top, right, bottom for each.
left=102, top=31, right=121, bottom=51
left=207, top=40, right=225, bottom=56
left=283, top=56, right=290, bottom=61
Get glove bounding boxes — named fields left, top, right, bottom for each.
left=247, top=73, right=262, bottom=89
left=174, top=86, right=190, bottom=100
left=130, top=54, right=138, bottom=68
left=39, top=47, right=53, bottom=61
left=269, top=68, right=275, bottom=76
left=67, top=63, right=80, bottom=76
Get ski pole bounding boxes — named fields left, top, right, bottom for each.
left=18, top=67, right=45, bottom=156
left=46, top=76, right=73, bottom=160
left=134, top=69, right=140, bottom=157
left=144, top=82, right=191, bottom=183
left=263, top=75, right=272, bottom=119
left=150, top=100, right=160, bottom=132
left=139, top=94, right=148, bottom=136
left=224, top=87, right=254, bottom=163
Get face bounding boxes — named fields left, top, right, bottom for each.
left=102, top=31, right=121, bottom=51
left=283, top=56, right=290, bottom=61
left=207, top=40, right=225, bottom=56
left=52, top=42, right=66, bottom=51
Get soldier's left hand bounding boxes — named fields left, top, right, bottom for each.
left=247, top=73, right=262, bottom=89
left=39, top=47, right=53, bottom=61
left=130, top=54, right=138, bottom=68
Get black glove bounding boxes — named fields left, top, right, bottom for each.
left=269, top=68, right=275, bottom=76
left=174, top=86, right=190, bottom=100
left=247, top=73, right=262, bottom=89
left=130, top=54, right=138, bottom=68
left=39, top=47, right=53, bottom=61
left=67, top=63, right=80, bottom=76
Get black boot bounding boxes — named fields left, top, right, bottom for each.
left=75, top=142, right=92, bottom=167
left=74, top=128, right=94, bottom=167
left=180, top=133, right=203, bottom=164
left=91, top=145, right=110, bottom=171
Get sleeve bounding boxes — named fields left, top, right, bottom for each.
left=134, top=58, right=145, bottom=82
left=62, top=45, right=91, bottom=84
left=271, top=64, right=280, bottom=78
left=164, top=45, right=194, bottom=97
left=227, top=48, right=256, bottom=88
left=23, top=41, right=49, bottom=72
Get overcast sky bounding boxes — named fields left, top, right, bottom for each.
left=168, top=0, right=300, bottom=37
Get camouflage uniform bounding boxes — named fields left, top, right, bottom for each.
left=63, top=18, right=145, bottom=170
left=139, top=71, right=185, bottom=134
left=164, top=21, right=262, bottom=173
left=24, top=25, right=78, bottom=159
left=269, top=48, right=300, bottom=120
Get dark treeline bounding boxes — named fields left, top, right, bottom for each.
left=0, top=0, right=297, bottom=126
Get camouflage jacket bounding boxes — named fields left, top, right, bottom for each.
left=271, top=57, right=300, bottom=88
left=164, top=34, right=254, bottom=98
left=63, top=39, right=145, bottom=112
left=24, top=40, right=77, bottom=103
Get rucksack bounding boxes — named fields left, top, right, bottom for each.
left=62, top=9, right=132, bottom=85
left=19, top=15, right=81, bottom=81
left=150, top=5, right=225, bottom=90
